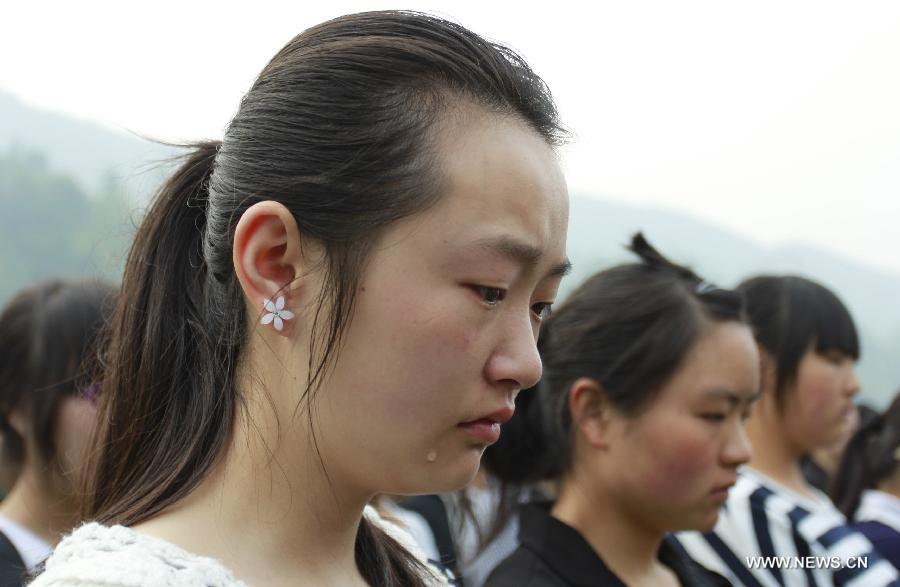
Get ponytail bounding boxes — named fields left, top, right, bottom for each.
left=832, top=395, right=900, bottom=519
left=84, top=142, right=435, bottom=585
left=83, top=141, right=242, bottom=525
left=356, top=516, right=434, bottom=586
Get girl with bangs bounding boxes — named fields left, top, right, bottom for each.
left=678, top=276, right=900, bottom=586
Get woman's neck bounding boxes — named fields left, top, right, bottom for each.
left=132, top=390, right=371, bottom=586
left=0, top=464, right=74, bottom=545
left=877, top=470, right=900, bottom=500
left=745, top=402, right=814, bottom=498
left=551, top=472, right=678, bottom=587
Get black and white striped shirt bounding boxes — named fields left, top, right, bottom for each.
left=676, top=467, right=899, bottom=586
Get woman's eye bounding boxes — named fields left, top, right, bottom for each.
left=532, top=302, right=553, bottom=321
left=822, top=351, right=850, bottom=367
left=701, top=413, right=726, bottom=423
left=475, top=286, right=506, bottom=305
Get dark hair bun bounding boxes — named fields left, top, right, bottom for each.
left=628, top=232, right=701, bottom=282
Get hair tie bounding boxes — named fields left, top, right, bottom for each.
left=695, top=281, right=718, bottom=294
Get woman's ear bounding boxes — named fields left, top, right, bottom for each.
left=757, top=348, right=777, bottom=396
left=568, top=377, right=614, bottom=450
left=232, top=201, right=321, bottom=334
left=6, top=408, right=26, bottom=438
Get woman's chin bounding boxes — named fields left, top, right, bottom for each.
left=668, top=506, right=722, bottom=535
left=395, top=451, right=483, bottom=495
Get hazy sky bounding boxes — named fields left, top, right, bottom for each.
left=4, top=1, right=900, bottom=275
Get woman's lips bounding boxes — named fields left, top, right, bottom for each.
left=457, top=419, right=502, bottom=444
left=710, top=487, right=731, bottom=503
left=710, top=480, right=736, bottom=502
left=457, top=405, right=514, bottom=444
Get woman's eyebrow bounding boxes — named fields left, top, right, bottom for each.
left=702, top=388, right=762, bottom=406
left=468, top=235, right=572, bottom=277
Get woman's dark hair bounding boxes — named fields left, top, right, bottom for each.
left=736, top=275, right=859, bottom=408
left=832, top=393, right=900, bottom=519
left=0, top=280, right=115, bottom=474
left=476, top=233, right=745, bottom=546
left=84, top=11, right=563, bottom=585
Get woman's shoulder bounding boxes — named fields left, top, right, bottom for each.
left=730, top=467, right=844, bottom=530
left=30, top=523, right=247, bottom=587
left=853, top=520, right=900, bottom=569
left=483, top=544, right=568, bottom=587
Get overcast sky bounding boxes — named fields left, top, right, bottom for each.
left=4, top=1, right=900, bottom=275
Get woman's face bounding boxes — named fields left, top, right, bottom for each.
left=600, top=322, right=759, bottom=533
left=313, top=113, right=570, bottom=495
left=782, top=348, right=860, bottom=452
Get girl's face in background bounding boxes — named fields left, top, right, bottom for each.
left=52, top=393, right=99, bottom=494
left=782, top=348, right=860, bottom=453
left=311, top=112, right=570, bottom=496
left=601, top=322, right=759, bottom=533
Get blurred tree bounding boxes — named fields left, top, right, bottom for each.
left=0, top=147, right=133, bottom=304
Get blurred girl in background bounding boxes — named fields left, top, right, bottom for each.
left=832, top=392, right=900, bottom=568
left=0, top=280, right=114, bottom=585
left=678, top=276, right=899, bottom=585
left=485, top=235, right=755, bottom=587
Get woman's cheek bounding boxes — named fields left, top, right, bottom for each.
left=638, top=424, right=716, bottom=497
left=798, top=372, right=841, bottom=430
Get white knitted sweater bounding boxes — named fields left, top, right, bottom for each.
left=30, top=507, right=450, bottom=586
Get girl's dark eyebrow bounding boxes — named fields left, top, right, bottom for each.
left=469, top=235, right=572, bottom=278
left=703, top=388, right=762, bottom=406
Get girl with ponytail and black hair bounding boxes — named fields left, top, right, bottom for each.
left=485, top=234, right=757, bottom=587
left=832, top=392, right=900, bottom=568
left=32, top=11, right=570, bottom=587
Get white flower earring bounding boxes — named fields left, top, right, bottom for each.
left=261, top=296, right=294, bottom=332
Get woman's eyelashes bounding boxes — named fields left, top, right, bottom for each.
left=700, top=412, right=727, bottom=424
left=473, top=285, right=507, bottom=305
left=700, top=404, right=754, bottom=424
left=469, top=285, right=554, bottom=321
left=823, top=350, right=852, bottom=368
left=531, top=301, right=553, bottom=321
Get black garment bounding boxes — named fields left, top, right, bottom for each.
left=484, top=503, right=731, bottom=587
left=800, top=456, right=830, bottom=494
left=398, top=495, right=462, bottom=583
left=0, top=531, right=27, bottom=587
left=854, top=521, right=900, bottom=570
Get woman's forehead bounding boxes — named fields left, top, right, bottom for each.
left=424, top=118, right=567, bottom=244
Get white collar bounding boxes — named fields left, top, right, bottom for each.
left=741, top=466, right=834, bottom=510
left=0, top=515, right=53, bottom=571
left=856, top=489, right=900, bottom=532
